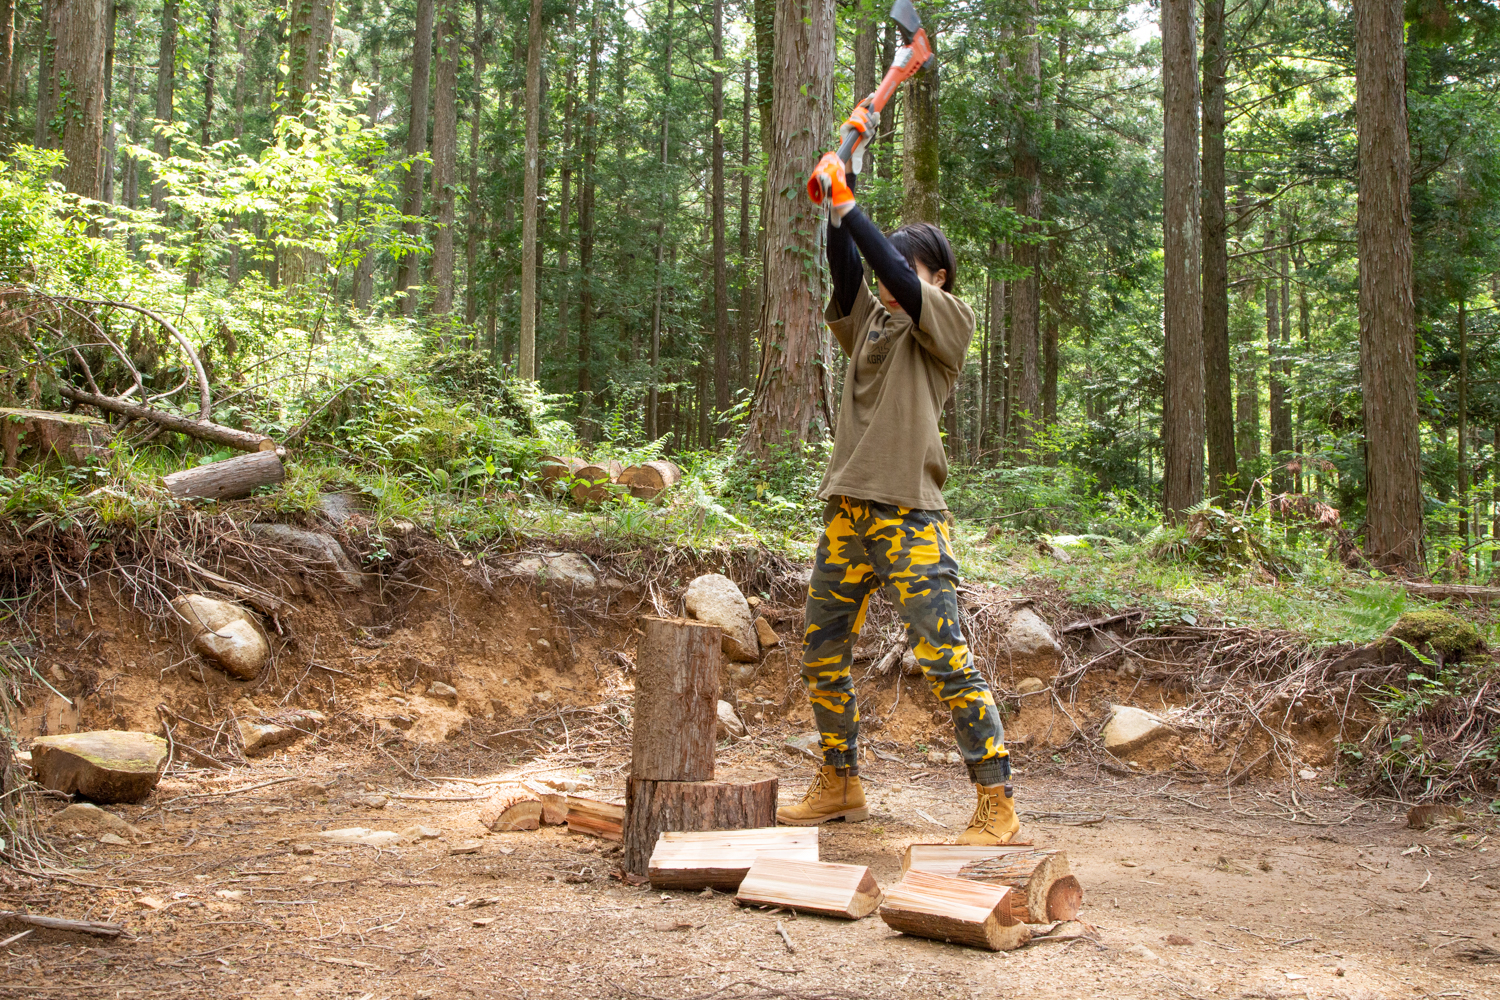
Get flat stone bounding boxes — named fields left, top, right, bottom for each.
left=1102, top=706, right=1174, bottom=757
left=291, top=843, right=316, bottom=856
left=1017, top=677, right=1047, bottom=695
left=401, top=825, right=443, bottom=841
left=716, top=700, right=747, bottom=740
left=236, top=704, right=325, bottom=757
left=245, top=523, right=367, bottom=590
left=30, top=731, right=167, bottom=804
left=753, top=617, right=780, bottom=648
left=47, top=802, right=143, bottom=840
left=171, top=594, right=270, bottom=680
left=426, top=681, right=459, bottom=704
left=685, top=574, right=759, bottom=662
left=98, top=832, right=131, bottom=846
left=504, top=551, right=598, bottom=592
left=783, top=732, right=822, bottom=762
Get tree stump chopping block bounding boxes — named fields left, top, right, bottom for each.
left=631, top=616, right=721, bottom=782
left=623, top=776, right=778, bottom=877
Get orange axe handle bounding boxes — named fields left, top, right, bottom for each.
left=835, top=29, right=934, bottom=164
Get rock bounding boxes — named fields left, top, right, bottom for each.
left=171, top=594, right=270, bottom=680
left=30, top=730, right=167, bottom=803
left=316, top=827, right=402, bottom=847
left=1383, top=609, right=1485, bottom=662
left=426, top=681, right=459, bottom=704
left=350, top=793, right=389, bottom=809
left=291, top=843, right=316, bottom=856
left=746, top=596, right=761, bottom=608
left=504, top=551, right=598, bottom=592
left=901, top=649, right=922, bottom=676
left=236, top=704, right=325, bottom=757
left=46, top=802, right=143, bottom=840
left=245, top=523, right=367, bottom=590
left=684, top=574, right=760, bottom=662
left=1297, top=768, right=1317, bottom=781
left=997, top=607, right=1063, bottom=678
left=531, top=774, right=594, bottom=793
left=783, top=732, right=822, bottom=762
left=1102, top=706, right=1174, bottom=757
left=98, top=832, right=131, bottom=846
left=1037, top=539, right=1072, bottom=562
left=1164, top=934, right=1193, bottom=947
left=753, top=617, right=780, bottom=648
left=401, top=825, right=443, bottom=841
left=1407, top=804, right=1466, bottom=830
left=1017, top=677, right=1047, bottom=695
left=716, top=700, right=747, bottom=740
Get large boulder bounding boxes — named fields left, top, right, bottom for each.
left=684, top=574, right=759, bottom=662
left=503, top=551, right=598, bottom=592
left=30, top=730, right=167, bottom=803
left=245, top=523, right=367, bottom=590
left=995, top=607, right=1063, bottom=678
left=235, top=701, right=326, bottom=757
left=1102, top=706, right=1174, bottom=757
left=171, top=594, right=270, bottom=680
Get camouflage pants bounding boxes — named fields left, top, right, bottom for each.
left=800, top=496, right=1010, bottom=785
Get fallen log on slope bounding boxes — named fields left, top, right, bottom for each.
left=58, top=385, right=276, bottom=452
left=878, top=870, right=1031, bottom=951
left=162, top=450, right=285, bottom=501
left=735, top=857, right=881, bottom=919
left=619, top=461, right=682, bottom=500
left=0, top=407, right=113, bottom=469
left=957, top=850, right=1082, bottom=923
left=647, top=827, right=818, bottom=891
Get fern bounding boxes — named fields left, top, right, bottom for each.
left=1342, top=585, right=1406, bottom=643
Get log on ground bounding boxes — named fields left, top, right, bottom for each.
left=538, top=455, right=586, bottom=494
left=618, top=461, right=682, bottom=500
left=735, top=857, right=881, bottom=919
left=565, top=795, right=625, bottom=840
left=878, top=870, right=1031, bottom=952
left=631, top=616, right=721, bottom=782
left=57, top=385, right=276, bottom=452
left=478, top=786, right=543, bottom=832
left=648, top=827, right=818, bottom=891
left=569, top=459, right=625, bottom=504
left=623, top=776, right=778, bottom=877
left=900, top=843, right=1038, bottom=878
left=958, top=849, right=1082, bottom=923
left=162, top=450, right=286, bottom=501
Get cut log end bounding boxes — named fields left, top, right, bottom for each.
left=1046, top=875, right=1083, bottom=921
left=619, top=461, right=683, bottom=500
left=478, top=787, right=543, bottom=832
left=624, top=776, right=778, bottom=877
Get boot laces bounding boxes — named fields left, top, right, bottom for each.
left=800, top=769, right=833, bottom=804
left=967, top=789, right=996, bottom=831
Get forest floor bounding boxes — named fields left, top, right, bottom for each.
left=4, top=729, right=1499, bottom=1000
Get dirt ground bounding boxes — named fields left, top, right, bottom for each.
left=4, top=732, right=1498, bottom=1000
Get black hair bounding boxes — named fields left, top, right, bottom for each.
left=887, top=223, right=957, bottom=293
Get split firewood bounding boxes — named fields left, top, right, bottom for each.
left=569, top=460, right=625, bottom=504
left=618, top=461, right=682, bottom=501
left=565, top=795, right=625, bottom=841
left=624, top=777, right=778, bottom=877
left=523, top=781, right=570, bottom=825
left=647, top=827, right=818, bottom=891
left=900, top=843, right=1037, bottom=878
left=957, top=850, right=1083, bottom=923
left=878, top=870, right=1031, bottom=952
left=162, top=449, right=286, bottom=501
left=735, top=857, right=881, bottom=920
left=477, top=786, right=544, bottom=832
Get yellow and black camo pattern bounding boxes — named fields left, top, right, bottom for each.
left=800, top=496, right=1009, bottom=783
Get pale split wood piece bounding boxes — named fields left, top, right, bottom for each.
left=565, top=795, right=625, bottom=841
left=477, top=785, right=544, bottom=832
left=618, top=461, right=683, bottom=500
left=0, top=911, right=124, bottom=938
left=647, top=827, right=819, bottom=891
left=623, top=776, right=778, bottom=877
left=523, top=781, right=570, bottom=825
left=878, top=870, right=1032, bottom=952
left=162, top=450, right=286, bottom=501
left=735, top=857, right=881, bottom=920
left=900, top=842, right=1038, bottom=878
left=630, top=616, right=721, bottom=782
left=958, top=849, right=1083, bottom=923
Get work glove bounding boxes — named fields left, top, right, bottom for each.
left=840, top=97, right=880, bottom=175
left=807, top=152, right=856, bottom=225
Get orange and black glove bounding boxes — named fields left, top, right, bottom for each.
left=807, top=151, right=856, bottom=224
left=840, top=97, right=880, bottom=175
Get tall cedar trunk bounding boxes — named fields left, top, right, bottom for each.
left=737, top=56, right=754, bottom=389
left=36, top=0, right=55, bottom=148
left=1042, top=280, right=1059, bottom=431
left=556, top=10, right=575, bottom=358
left=55, top=0, right=107, bottom=197
left=463, top=0, right=485, bottom=327
left=151, top=0, right=176, bottom=211
left=201, top=0, right=216, bottom=145
left=646, top=0, right=673, bottom=437
left=1236, top=323, right=1260, bottom=468
left=428, top=0, right=460, bottom=318
left=285, top=0, right=332, bottom=115
left=1201, top=0, right=1236, bottom=500
left=0, top=0, right=12, bottom=131
left=396, top=0, right=435, bottom=315
left=1458, top=299, right=1468, bottom=555
left=873, top=22, right=895, bottom=217
left=901, top=27, right=938, bottom=225
left=1264, top=223, right=1284, bottom=491
left=710, top=0, right=729, bottom=428
left=738, top=0, right=835, bottom=460
left=854, top=0, right=876, bottom=101
left=101, top=0, right=116, bottom=202
left=1010, top=5, right=1041, bottom=458
left=753, top=0, right=772, bottom=153
left=577, top=8, right=600, bottom=405
left=1271, top=224, right=1293, bottom=492
left=518, top=0, right=542, bottom=374
left=1295, top=252, right=1310, bottom=491
left=1161, top=0, right=1204, bottom=520
left=1356, top=0, right=1423, bottom=569
left=988, top=242, right=1006, bottom=454
left=352, top=40, right=382, bottom=309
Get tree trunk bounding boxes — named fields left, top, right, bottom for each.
left=396, top=0, right=435, bottom=316
left=631, top=616, right=720, bottom=781
left=1458, top=298, right=1468, bottom=557
left=513, top=0, right=542, bottom=371
left=737, top=0, right=835, bottom=462
left=352, top=39, right=382, bottom=311
left=0, top=0, right=12, bottom=132
left=1010, top=5, right=1041, bottom=458
left=53, top=0, right=107, bottom=197
left=285, top=0, right=332, bottom=116
left=577, top=8, right=601, bottom=407
left=150, top=0, right=176, bottom=210
left=35, top=0, right=56, bottom=149
left=200, top=0, right=217, bottom=145
left=1271, top=222, right=1293, bottom=493
left=710, top=0, right=729, bottom=429
left=556, top=9, right=575, bottom=360
left=624, top=777, right=779, bottom=879
left=1161, top=0, right=1204, bottom=521
left=162, top=450, right=286, bottom=501
left=987, top=245, right=1006, bottom=455
left=100, top=1, right=116, bottom=202
left=901, top=23, right=938, bottom=224
left=853, top=0, right=876, bottom=101
left=753, top=0, right=773, bottom=153
left=1201, top=0, right=1235, bottom=502
left=737, top=55, right=754, bottom=390
left=426, top=0, right=460, bottom=319
left=1265, top=223, right=1288, bottom=493
left=646, top=0, right=674, bottom=441
left=1042, top=279, right=1059, bottom=435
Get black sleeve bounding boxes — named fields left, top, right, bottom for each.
left=828, top=175, right=864, bottom=316
left=843, top=206, right=923, bottom=325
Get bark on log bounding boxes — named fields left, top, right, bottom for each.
left=900, top=843, right=1039, bottom=878
left=734, top=857, right=881, bottom=919
left=569, top=459, right=625, bottom=504
left=647, top=827, right=818, bottom=890
left=631, top=616, right=721, bottom=782
left=623, top=776, right=778, bottom=877
left=162, top=450, right=286, bottom=501
left=619, top=461, right=683, bottom=500
left=878, top=870, right=1031, bottom=951
left=564, top=795, right=624, bottom=840
left=0, top=408, right=113, bottom=470
left=58, top=385, right=276, bottom=452
left=957, top=849, right=1082, bottom=923
left=0, top=911, right=125, bottom=938
left=477, top=786, right=543, bottom=832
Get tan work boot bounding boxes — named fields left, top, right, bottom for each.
left=776, top=765, right=869, bottom=826
left=953, top=782, right=1020, bottom=845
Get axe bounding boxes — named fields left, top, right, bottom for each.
left=834, top=0, right=934, bottom=167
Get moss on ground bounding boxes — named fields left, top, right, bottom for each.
left=1384, top=609, right=1486, bottom=659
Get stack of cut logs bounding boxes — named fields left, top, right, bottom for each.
left=539, top=456, right=683, bottom=504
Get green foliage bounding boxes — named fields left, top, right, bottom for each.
left=1384, top=609, right=1486, bottom=660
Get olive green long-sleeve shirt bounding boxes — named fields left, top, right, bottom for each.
left=817, top=276, right=975, bottom=510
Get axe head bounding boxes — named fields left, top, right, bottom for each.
left=889, top=0, right=922, bottom=42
